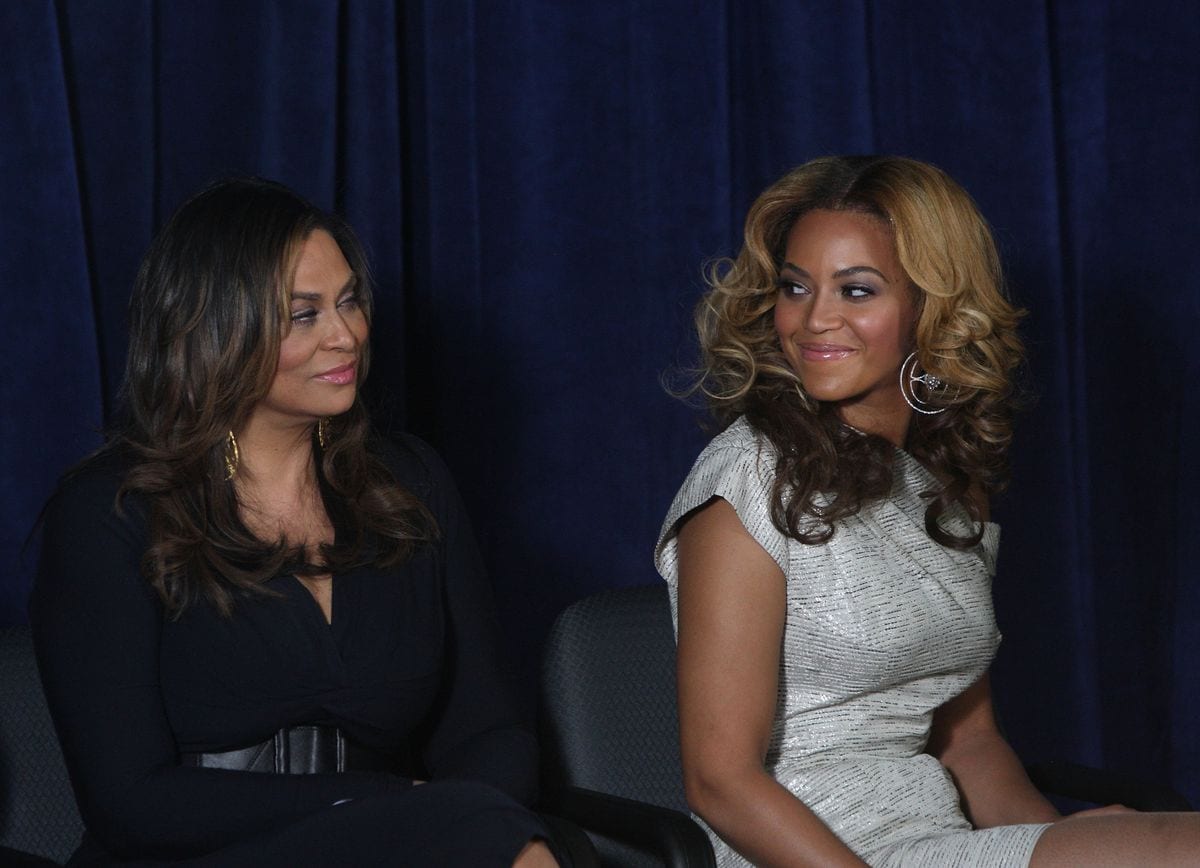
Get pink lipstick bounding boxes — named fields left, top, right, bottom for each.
left=799, top=344, right=855, bottom=362
left=315, top=362, right=357, bottom=385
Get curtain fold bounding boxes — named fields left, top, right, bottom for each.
left=3, top=0, right=1196, bottom=803
left=1, top=2, right=104, bottom=621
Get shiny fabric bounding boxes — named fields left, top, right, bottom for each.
left=655, top=417, right=1049, bottom=867
left=179, top=724, right=397, bottom=775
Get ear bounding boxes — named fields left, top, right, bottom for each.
left=904, top=285, right=925, bottom=351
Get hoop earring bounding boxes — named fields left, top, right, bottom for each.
left=223, top=430, right=240, bottom=480
left=900, top=352, right=950, bottom=415
left=317, top=418, right=330, bottom=450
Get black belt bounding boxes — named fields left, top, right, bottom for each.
left=180, top=725, right=399, bottom=775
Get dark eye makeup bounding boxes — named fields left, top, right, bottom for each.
left=776, top=278, right=809, bottom=296
left=775, top=278, right=878, bottom=300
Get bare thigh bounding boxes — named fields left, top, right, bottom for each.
left=1031, top=812, right=1200, bottom=867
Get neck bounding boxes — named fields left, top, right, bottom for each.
left=234, top=415, right=318, bottom=495
left=837, top=401, right=913, bottom=448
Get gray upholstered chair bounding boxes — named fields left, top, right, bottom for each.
left=0, top=625, right=83, bottom=865
left=540, top=584, right=714, bottom=867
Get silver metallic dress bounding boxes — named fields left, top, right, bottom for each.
left=655, top=417, right=1049, bottom=867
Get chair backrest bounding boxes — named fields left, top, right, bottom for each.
left=540, top=584, right=688, bottom=813
left=0, top=625, right=84, bottom=864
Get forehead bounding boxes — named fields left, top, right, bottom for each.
left=783, top=209, right=899, bottom=271
left=292, top=230, right=352, bottom=289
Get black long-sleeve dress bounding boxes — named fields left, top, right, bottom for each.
left=31, top=435, right=546, bottom=866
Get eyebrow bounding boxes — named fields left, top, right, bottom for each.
left=290, top=274, right=359, bottom=302
left=780, top=262, right=891, bottom=283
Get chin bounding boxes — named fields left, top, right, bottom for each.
left=799, top=382, right=850, bottom=403
left=319, top=399, right=357, bottom=419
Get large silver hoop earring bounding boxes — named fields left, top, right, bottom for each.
left=900, top=352, right=950, bottom=415
left=223, top=430, right=240, bottom=480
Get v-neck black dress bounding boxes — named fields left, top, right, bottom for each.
left=31, top=436, right=545, bottom=866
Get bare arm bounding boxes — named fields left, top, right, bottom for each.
left=675, top=498, right=868, bottom=867
left=927, top=674, right=1061, bottom=828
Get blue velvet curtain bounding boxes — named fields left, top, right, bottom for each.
left=3, top=1, right=1197, bottom=803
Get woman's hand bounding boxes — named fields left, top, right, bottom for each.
left=927, top=674, right=1062, bottom=827
left=512, top=839, right=558, bottom=867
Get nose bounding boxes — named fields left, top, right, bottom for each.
left=803, top=289, right=842, bottom=333
left=321, top=311, right=357, bottom=351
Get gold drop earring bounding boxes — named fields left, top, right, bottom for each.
left=223, top=430, right=240, bottom=480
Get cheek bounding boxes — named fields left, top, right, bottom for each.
left=856, top=307, right=911, bottom=354
left=773, top=302, right=794, bottom=337
left=275, top=334, right=310, bottom=376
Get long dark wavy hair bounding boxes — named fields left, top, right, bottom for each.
left=689, top=156, right=1025, bottom=549
left=110, top=177, right=432, bottom=617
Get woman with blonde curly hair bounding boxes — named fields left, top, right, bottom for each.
left=655, top=155, right=1199, bottom=866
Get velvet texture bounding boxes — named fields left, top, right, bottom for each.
left=2, top=1, right=1196, bottom=805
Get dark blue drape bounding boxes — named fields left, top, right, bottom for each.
left=3, top=1, right=1197, bottom=804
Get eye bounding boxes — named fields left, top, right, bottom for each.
left=290, top=307, right=317, bottom=325
left=777, top=279, right=810, bottom=298
left=842, top=284, right=875, bottom=299
left=337, top=294, right=361, bottom=311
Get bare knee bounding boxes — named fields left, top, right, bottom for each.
left=1032, top=811, right=1200, bottom=867
left=1151, top=813, right=1200, bottom=864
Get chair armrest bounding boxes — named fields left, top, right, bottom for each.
left=1027, top=761, right=1193, bottom=812
left=535, top=811, right=600, bottom=868
left=0, top=846, right=60, bottom=867
left=540, top=785, right=716, bottom=868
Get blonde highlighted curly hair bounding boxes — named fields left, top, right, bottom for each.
left=690, top=156, right=1025, bottom=548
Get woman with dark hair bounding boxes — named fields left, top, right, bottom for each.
left=656, top=156, right=1199, bottom=866
left=32, top=178, right=557, bottom=866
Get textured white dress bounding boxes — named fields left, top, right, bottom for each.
left=655, top=417, right=1050, bottom=867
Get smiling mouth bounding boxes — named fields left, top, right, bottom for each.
left=798, top=344, right=856, bottom=362
left=315, top=363, right=357, bottom=385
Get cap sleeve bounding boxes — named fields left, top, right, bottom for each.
left=655, top=419, right=790, bottom=614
